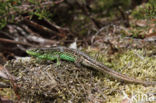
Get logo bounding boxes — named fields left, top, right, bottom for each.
left=122, top=90, right=155, bottom=103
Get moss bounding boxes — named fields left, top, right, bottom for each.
left=131, top=0, right=156, bottom=19
left=82, top=48, right=156, bottom=103
left=0, top=0, right=53, bottom=29
left=3, top=49, right=156, bottom=102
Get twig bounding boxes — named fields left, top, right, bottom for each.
left=0, top=82, right=9, bottom=88
left=23, top=19, right=58, bottom=35
left=21, top=24, right=58, bottom=45
left=116, top=6, right=130, bottom=27
left=0, top=65, right=11, bottom=88
left=91, top=25, right=111, bottom=44
left=0, top=38, right=33, bottom=46
left=44, top=18, right=69, bottom=31
left=54, top=0, right=64, bottom=4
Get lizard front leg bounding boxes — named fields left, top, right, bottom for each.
left=38, top=54, right=61, bottom=66
left=74, top=57, right=83, bottom=67
left=56, top=56, right=61, bottom=66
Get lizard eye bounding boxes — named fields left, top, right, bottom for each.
left=36, top=49, right=44, bottom=54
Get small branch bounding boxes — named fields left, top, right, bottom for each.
left=21, top=24, right=58, bottom=45
left=23, top=19, right=58, bottom=35
left=116, top=6, right=130, bottom=27
left=0, top=82, right=10, bottom=88
left=91, top=25, right=111, bottom=44
left=54, top=0, right=64, bottom=4
left=0, top=38, right=33, bottom=46
left=0, top=65, right=11, bottom=88
left=44, top=18, right=69, bottom=31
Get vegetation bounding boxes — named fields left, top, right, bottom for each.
left=0, top=0, right=155, bottom=102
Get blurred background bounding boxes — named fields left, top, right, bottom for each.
left=0, top=0, right=155, bottom=64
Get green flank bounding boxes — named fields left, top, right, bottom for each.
left=60, top=53, right=76, bottom=62
left=26, top=50, right=76, bottom=62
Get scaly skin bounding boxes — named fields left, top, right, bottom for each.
left=26, top=46, right=156, bottom=86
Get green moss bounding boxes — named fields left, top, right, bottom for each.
left=0, top=0, right=53, bottom=29
left=85, top=48, right=156, bottom=103
left=3, top=49, right=156, bottom=102
left=131, top=0, right=156, bottom=19
left=92, top=0, right=131, bottom=17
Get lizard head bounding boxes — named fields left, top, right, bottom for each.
left=26, top=48, right=43, bottom=57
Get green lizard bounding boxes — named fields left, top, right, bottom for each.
left=26, top=46, right=156, bottom=86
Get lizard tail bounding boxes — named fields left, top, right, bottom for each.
left=82, top=59, right=156, bottom=86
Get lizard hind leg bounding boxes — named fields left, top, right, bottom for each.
left=74, top=61, right=81, bottom=67
left=48, top=54, right=61, bottom=66
left=35, top=57, right=47, bottom=64
left=74, top=58, right=82, bottom=67
left=35, top=55, right=49, bottom=64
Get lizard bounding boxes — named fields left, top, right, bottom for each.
left=26, top=46, right=156, bottom=86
